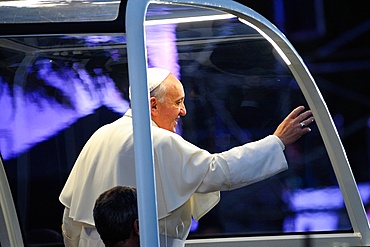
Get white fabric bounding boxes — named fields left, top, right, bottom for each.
left=147, top=68, right=170, bottom=91
left=79, top=226, right=104, bottom=247
left=160, top=234, right=185, bottom=247
left=129, top=67, right=170, bottom=99
left=62, top=207, right=81, bottom=247
left=62, top=207, right=104, bottom=247
left=59, top=109, right=288, bottom=245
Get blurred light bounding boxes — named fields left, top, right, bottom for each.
left=293, top=212, right=338, bottom=232
left=290, top=187, right=344, bottom=211
left=0, top=0, right=64, bottom=8
left=190, top=218, right=199, bottom=232
left=145, top=14, right=235, bottom=26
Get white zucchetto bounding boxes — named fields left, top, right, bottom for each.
left=129, top=67, right=171, bottom=99
left=147, top=67, right=171, bottom=92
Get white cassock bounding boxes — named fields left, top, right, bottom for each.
left=59, top=109, right=288, bottom=247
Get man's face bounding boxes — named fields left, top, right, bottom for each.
left=151, top=74, right=186, bottom=133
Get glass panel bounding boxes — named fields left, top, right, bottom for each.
left=145, top=3, right=354, bottom=238
left=0, top=34, right=129, bottom=245
left=0, top=0, right=120, bottom=23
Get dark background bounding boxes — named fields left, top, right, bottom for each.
left=236, top=0, right=370, bottom=182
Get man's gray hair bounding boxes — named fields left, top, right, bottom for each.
left=150, top=82, right=167, bottom=102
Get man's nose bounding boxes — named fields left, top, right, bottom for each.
left=180, top=104, right=187, bottom=116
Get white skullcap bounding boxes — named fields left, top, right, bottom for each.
left=147, top=67, right=171, bottom=92
left=129, top=68, right=170, bottom=99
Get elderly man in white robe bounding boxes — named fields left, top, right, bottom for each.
left=59, top=67, right=314, bottom=247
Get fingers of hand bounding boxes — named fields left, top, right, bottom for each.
left=288, top=106, right=305, bottom=119
left=297, top=110, right=313, bottom=122
left=299, top=117, right=315, bottom=137
left=275, top=107, right=315, bottom=146
left=300, top=116, right=315, bottom=128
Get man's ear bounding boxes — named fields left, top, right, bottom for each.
left=150, top=97, right=158, bottom=116
left=134, top=219, right=139, bottom=235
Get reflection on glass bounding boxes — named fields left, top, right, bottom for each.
left=1, top=3, right=368, bottom=246
left=0, top=36, right=129, bottom=161
left=0, top=35, right=130, bottom=245
left=0, top=0, right=120, bottom=23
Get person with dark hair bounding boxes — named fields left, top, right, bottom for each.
left=60, top=67, right=314, bottom=247
left=93, top=186, right=139, bottom=247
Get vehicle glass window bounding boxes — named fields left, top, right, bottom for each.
left=0, top=34, right=129, bottom=246
left=145, top=3, right=356, bottom=238
left=1, top=2, right=368, bottom=246
left=0, top=0, right=120, bottom=23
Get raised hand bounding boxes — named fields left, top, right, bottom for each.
left=273, top=106, right=315, bottom=147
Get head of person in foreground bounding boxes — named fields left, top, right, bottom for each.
left=93, top=186, right=139, bottom=247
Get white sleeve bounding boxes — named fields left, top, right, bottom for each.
left=153, top=129, right=287, bottom=220
left=197, top=135, right=288, bottom=192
